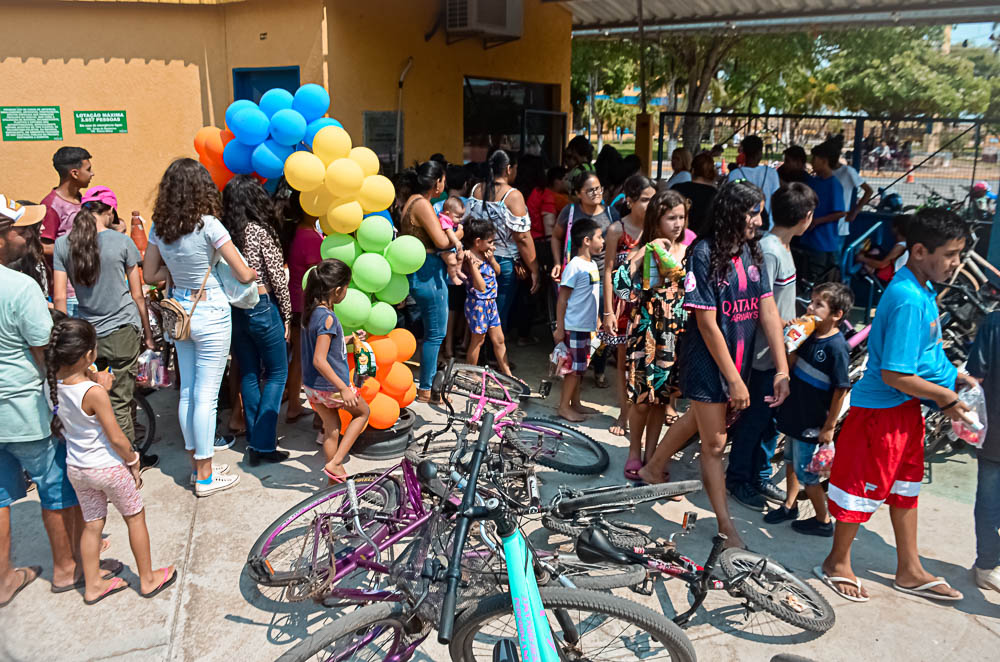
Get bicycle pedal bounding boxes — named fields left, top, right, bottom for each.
left=631, top=577, right=654, bottom=596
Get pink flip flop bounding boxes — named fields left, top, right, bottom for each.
left=83, top=576, right=130, bottom=605
left=624, top=459, right=643, bottom=481
left=323, top=467, right=346, bottom=483
left=141, top=567, right=178, bottom=599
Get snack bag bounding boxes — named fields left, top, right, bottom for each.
left=952, top=383, right=988, bottom=447
left=549, top=342, right=573, bottom=377
left=784, top=315, right=820, bottom=353
left=351, top=333, right=377, bottom=386
left=643, top=243, right=685, bottom=289
left=806, top=442, right=836, bottom=479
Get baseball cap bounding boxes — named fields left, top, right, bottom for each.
left=81, top=185, right=118, bottom=210
left=0, top=193, right=46, bottom=227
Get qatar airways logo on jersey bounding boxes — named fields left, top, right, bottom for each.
left=721, top=297, right=760, bottom=323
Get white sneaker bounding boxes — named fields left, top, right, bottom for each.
left=189, top=464, right=230, bottom=485
left=974, top=566, right=1000, bottom=592
left=194, top=472, right=240, bottom=497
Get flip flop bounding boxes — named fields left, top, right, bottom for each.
left=664, top=413, right=679, bottom=425
left=51, top=559, right=124, bottom=593
left=893, top=579, right=963, bottom=602
left=813, top=566, right=870, bottom=603
left=83, top=576, right=130, bottom=605
left=624, top=459, right=643, bottom=481
left=594, top=374, right=610, bottom=389
left=285, top=410, right=309, bottom=424
left=609, top=421, right=629, bottom=437
left=0, top=566, right=41, bottom=608
left=141, top=567, right=178, bottom=599
left=323, top=467, right=346, bottom=483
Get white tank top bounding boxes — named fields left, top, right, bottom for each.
left=57, top=381, right=123, bottom=469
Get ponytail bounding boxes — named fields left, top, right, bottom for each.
left=615, top=174, right=654, bottom=218
left=68, top=206, right=105, bottom=287
left=302, top=259, right=352, bottom=328
left=484, top=149, right=511, bottom=203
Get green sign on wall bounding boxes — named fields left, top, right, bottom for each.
left=74, top=110, right=128, bottom=135
left=0, top=106, right=63, bottom=141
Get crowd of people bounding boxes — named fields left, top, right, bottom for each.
left=0, top=132, right=997, bottom=615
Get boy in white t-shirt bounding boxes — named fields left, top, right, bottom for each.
left=553, top=218, right=604, bottom=422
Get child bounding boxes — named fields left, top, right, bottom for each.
left=439, top=196, right=466, bottom=286
left=818, top=207, right=975, bottom=602
left=765, top=282, right=853, bottom=536
left=858, top=214, right=908, bottom=283
left=47, top=317, right=176, bottom=604
left=638, top=181, right=791, bottom=550
left=612, top=189, right=688, bottom=480
left=553, top=217, right=604, bottom=422
left=726, top=182, right=817, bottom=510
left=797, top=141, right=846, bottom=283
left=462, top=218, right=511, bottom=375
left=301, top=259, right=371, bottom=483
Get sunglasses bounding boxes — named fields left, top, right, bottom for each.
left=584, top=186, right=603, bottom=196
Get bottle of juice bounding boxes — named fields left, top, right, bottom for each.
left=784, top=315, right=820, bottom=353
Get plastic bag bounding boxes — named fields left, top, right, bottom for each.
left=137, top=349, right=173, bottom=389
left=549, top=342, right=573, bottom=377
left=805, top=442, right=836, bottom=479
left=352, top=335, right=377, bottom=385
left=952, top=383, right=988, bottom=447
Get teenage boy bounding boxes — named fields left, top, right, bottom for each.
left=777, top=145, right=810, bottom=185
left=797, top=142, right=846, bottom=283
left=766, top=282, right=854, bottom=536
left=727, top=183, right=817, bottom=509
left=727, top=135, right=780, bottom=223
left=553, top=218, right=603, bottom=423
left=40, top=147, right=94, bottom=311
left=818, top=207, right=975, bottom=603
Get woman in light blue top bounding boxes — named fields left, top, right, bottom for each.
left=143, top=159, right=257, bottom=497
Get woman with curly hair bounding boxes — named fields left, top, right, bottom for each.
left=221, top=176, right=291, bottom=466
left=638, top=181, right=790, bottom=550
left=143, top=158, right=257, bottom=497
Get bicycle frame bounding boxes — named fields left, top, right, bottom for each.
left=500, top=528, right=559, bottom=662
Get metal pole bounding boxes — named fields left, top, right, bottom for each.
left=656, top=112, right=664, bottom=181
left=971, top=122, right=982, bottom=188
left=852, top=118, right=864, bottom=172
left=638, top=0, right=647, bottom=115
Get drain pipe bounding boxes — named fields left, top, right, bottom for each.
left=395, top=56, right=414, bottom=172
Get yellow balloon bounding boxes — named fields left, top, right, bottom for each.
left=300, top=186, right=334, bottom=217
left=326, top=200, right=364, bottom=234
left=358, top=175, right=396, bottom=214
left=325, top=158, right=365, bottom=198
left=312, top=126, right=352, bottom=165
left=349, top=146, right=380, bottom=177
left=284, top=151, right=327, bottom=192
left=318, top=213, right=336, bottom=235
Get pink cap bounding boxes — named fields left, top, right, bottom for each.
left=81, top=185, right=118, bottom=210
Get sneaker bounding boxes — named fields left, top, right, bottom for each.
left=754, top=481, right=787, bottom=505
left=974, top=566, right=1000, bottom=592
left=194, top=472, right=240, bottom=497
left=188, top=464, right=230, bottom=485
left=247, top=448, right=290, bottom=467
left=791, top=517, right=834, bottom=537
left=214, top=435, right=236, bottom=451
left=763, top=504, right=799, bottom=524
left=729, top=482, right=766, bottom=510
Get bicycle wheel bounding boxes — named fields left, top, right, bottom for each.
left=553, top=480, right=703, bottom=517
left=545, top=551, right=647, bottom=590
left=447, top=363, right=530, bottom=400
left=276, top=602, right=417, bottom=662
left=719, top=548, right=835, bottom=633
left=449, top=587, right=696, bottom=662
left=508, top=418, right=609, bottom=475
left=131, top=392, right=156, bottom=455
left=541, top=514, right=652, bottom=549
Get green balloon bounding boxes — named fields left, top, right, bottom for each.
left=356, top=216, right=394, bottom=253
left=352, top=253, right=392, bottom=293
left=333, top=288, right=371, bottom=328
left=365, top=302, right=398, bottom=336
left=384, top=235, right=426, bottom=275
left=375, top=272, right=409, bottom=305
left=301, top=265, right=316, bottom=291
left=320, top=233, right=360, bottom=267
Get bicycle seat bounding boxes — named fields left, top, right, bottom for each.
left=575, top=525, right=636, bottom=566
left=416, top=459, right=448, bottom=499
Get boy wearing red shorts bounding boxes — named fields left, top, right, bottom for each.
left=818, top=207, right=976, bottom=602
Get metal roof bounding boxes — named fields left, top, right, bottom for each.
left=554, top=1, right=1000, bottom=36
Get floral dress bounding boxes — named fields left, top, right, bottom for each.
left=601, top=220, right=639, bottom=347
left=613, top=248, right=687, bottom=405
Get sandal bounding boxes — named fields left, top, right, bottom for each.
left=51, top=558, right=123, bottom=593
left=141, top=567, right=178, bottom=599
left=609, top=421, right=629, bottom=437
left=624, top=459, right=643, bottom=481
left=83, top=576, right=130, bottom=605
left=893, top=579, right=963, bottom=602
left=664, top=413, right=679, bottom=425
left=813, top=566, right=870, bottom=603
left=0, top=566, right=41, bottom=608
left=594, top=373, right=609, bottom=389
left=323, top=467, right=347, bottom=483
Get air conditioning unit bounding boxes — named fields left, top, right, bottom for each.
left=446, top=0, right=523, bottom=40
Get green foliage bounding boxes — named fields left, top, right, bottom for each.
left=570, top=40, right=637, bottom=116
left=579, top=98, right=639, bottom=132
left=959, top=46, right=1000, bottom=119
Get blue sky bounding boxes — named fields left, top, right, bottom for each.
left=952, top=22, right=995, bottom=46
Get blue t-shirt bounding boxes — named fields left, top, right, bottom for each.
left=301, top=306, right=350, bottom=391
left=799, top=174, right=846, bottom=254
left=852, top=267, right=957, bottom=409
left=777, top=332, right=851, bottom=440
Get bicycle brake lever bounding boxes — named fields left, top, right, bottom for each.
left=347, top=479, right=382, bottom=569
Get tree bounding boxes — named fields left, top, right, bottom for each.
left=959, top=46, right=1000, bottom=121
left=570, top=40, right=637, bottom=120
left=579, top=98, right=639, bottom=141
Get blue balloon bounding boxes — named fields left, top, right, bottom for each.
left=304, top=117, right=343, bottom=148
left=225, top=99, right=258, bottom=131
left=364, top=210, right=394, bottom=225
left=223, top=140, right=255, bottom=175
left=268, top=109, right=307, bottom=147
left=231, top=107, right=270, bottom=146
left=251, top=140, right=294, bottom=180
left=258, top=88, right=294, bottom=118
left=292, top=84, right=331, bottom=123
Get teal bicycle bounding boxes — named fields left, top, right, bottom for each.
left=277, top=413, right=696, bottom=662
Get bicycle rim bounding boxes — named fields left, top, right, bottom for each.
left=131, top=393, right=156, bottom=454
left=509, top=418, right=609, bottom=474
left=448, top=364, right=529, bottom=400
left=275, top=602, right=414, bottom=662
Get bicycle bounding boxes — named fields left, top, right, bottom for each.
left=275, top=413, right=697, bottom=662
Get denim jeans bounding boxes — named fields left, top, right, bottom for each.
left=495, top=256, right=518, bottom=332
left=65, top=296, right=79, bottom=318
left=726, top=368, right=779, bottom=487
left=172, top=287, right=231, bottom=460
left=0, top=436, right=77, bottom=510
left=409, top=254, right=449, bottom=390
left=975, top=456, right=1000, bottom=570
left=231, top=295, right=288, bottom=453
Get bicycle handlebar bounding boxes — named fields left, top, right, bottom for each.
left=438, top=411, right=494, bottom=644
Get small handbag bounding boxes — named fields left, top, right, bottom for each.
left=157, top=265, right=214, bottom=342
left=215, top=250, right=259, bottom=309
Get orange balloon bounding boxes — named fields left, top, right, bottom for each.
left=370, top=337, right=398, bottom=375
left=368, top=393, right=400, bottom=430
left=194, top=126, right=216, bottom=157
left=380, top=362, right=413, bottom=398
left=388, top=328, right=416, bottom=363
left=347, top=352, right=356, bottom=371
left=207, top=161, right=234, bottom=190
left=396, top=382, right=417, bottom=408
left=359, top=377, right=380, bottom=403
left=338, top=408, right=369, bottom=434
left=220, top=128, right=236, bottom=146
left=205, top=128, right=225, bottom=163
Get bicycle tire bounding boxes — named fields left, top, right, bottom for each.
left=553, top=480, right=703, bottom=517
left=547, top=551, right=647, bottom=590
left=131, top=392, right=156, bottom=455
left=718, top=548, right=835, bottom=633
left=447, top=363, right=530, bottom=400
left=449, top=586, right=696, bottom=662
left=541, top=514, right=652, bottom=549
left=275, top=601, right=414, bottom=662
left=508, top=417, right=609, bottom=475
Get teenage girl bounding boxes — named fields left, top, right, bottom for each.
left=47, top=318, right=175, bottom=604
left=301, top=259, right=371, bottom=483
left=461, top=218, right=512, bottom=375
left=613, top=189, right=689, bottom=481
left=603, top=174, right=654, bottom=437
left=638, top=181, right=790, bottom=549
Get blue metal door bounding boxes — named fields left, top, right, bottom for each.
left=232, top=66, right=301, bottom=103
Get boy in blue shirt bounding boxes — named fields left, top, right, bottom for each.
left=796, top=142, right=846, bottom=283
left=817, top=207, right=976, bottom=603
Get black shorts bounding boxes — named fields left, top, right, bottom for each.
left=677, top=334, right=729, bottom=403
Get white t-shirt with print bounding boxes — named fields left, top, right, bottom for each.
left=560, top=256, right=600, bottom=332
